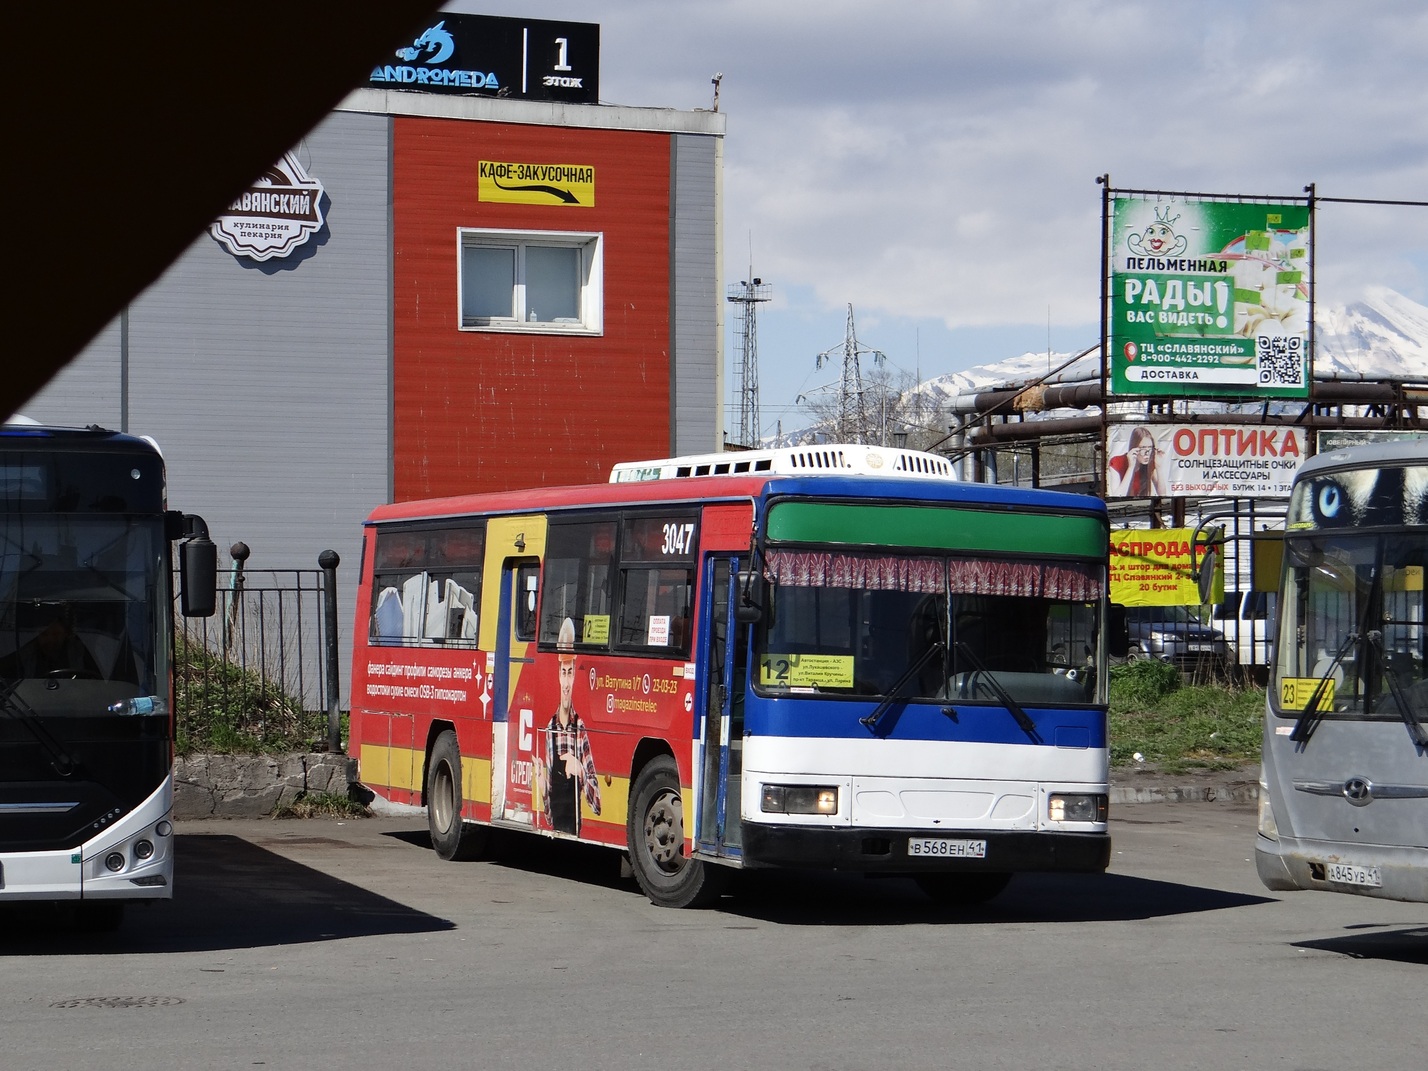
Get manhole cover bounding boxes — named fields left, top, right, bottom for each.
left=51, top=996, right=186, bottom=1009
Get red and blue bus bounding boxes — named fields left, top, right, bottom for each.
left=350, top=445, right=1112, bottom=907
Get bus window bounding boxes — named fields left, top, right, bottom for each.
left=515, top=563, right=540, bottom=642
left=616, top=512, right=698, bottom=653
left=370, top=525, right=484, bottom=647
left=541, top=520, right=615, bottom=649
left=619, top=565, right=694, bottom=651
left=756, top=549, right=1102, bottom=705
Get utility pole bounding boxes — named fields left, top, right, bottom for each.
left=816, top=304, right=885, bottom=443
left=727, top=274, right=771, bottom=448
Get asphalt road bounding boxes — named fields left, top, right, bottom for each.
left=2, top=802, right=1424, bottom=1071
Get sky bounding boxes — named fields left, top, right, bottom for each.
left=445, top=0, right=1428, bottom=441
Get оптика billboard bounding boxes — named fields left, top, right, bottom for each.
left=1105, top=424, right=1307, bottom=499
left=1109, top=196, right=1310, bottom=399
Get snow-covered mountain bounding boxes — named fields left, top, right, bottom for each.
left=922, top=286, right=1428, bottom=401
left=1314, top=286, right=1428, bottom=381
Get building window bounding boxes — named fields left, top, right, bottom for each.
left=458, top=229, right=602, bottom=334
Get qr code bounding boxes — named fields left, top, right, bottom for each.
left=1257, top=334, right=1304, bottom=387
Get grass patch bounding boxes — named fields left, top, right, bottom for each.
left=272, top=792, right=370, bottom=820
left=1109, top=661, right=1264, bottom=772
left=174, top=635, right=339, bottom=754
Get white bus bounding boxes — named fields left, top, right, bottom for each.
left=1, top=423, right=215, bottom=928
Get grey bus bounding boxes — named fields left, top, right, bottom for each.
left=1256, top=439, right=1428, bottom=903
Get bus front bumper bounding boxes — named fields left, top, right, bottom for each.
left=1255, top=833, right=1428, bottom=903
left=740, top=822, right=1111, bottom=874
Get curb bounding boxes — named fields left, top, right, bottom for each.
left=174, top=753, right=358, bottom=820
left=1110, top=782, right=1259, bottom=805
left=1110, top=765, right=1260, bottom=806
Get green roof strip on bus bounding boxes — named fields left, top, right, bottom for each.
left=766, top=501, right=1106, bottom=557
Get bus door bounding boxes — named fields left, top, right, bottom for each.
left=485, top=516, right=546, bottom=827
left=698, top=556, right=746, bottom=856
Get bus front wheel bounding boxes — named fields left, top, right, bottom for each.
left=427, top=730, right=488, bottom=861
left=627, top=755, right=729, bottom=908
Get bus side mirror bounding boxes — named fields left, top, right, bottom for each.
left=178, top=514, right=217, bottom=618
left=1108, top=603, right=1128, bottom=659
left=1196, top=545, right=1218, bottom=605
left=1189, top=523, right=1224, bottom=605
left=735, top=569, right=765, bottom=624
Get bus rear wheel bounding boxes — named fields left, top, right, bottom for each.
left=914, top=872, right=1012, bottom=906
left=427, top=730, right=488, bottom=861
left=627, top=755, right=729, bottom=908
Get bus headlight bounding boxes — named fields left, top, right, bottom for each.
left=761, top=784, right=838, bottom=815
left=1048, top=793, right=1108, bottom=823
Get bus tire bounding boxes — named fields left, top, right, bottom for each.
left=627, top=755, right=729, bottom=908
left=427, top=730, right=488, bottom=862
left=914, top=871, right=1012, bottom=906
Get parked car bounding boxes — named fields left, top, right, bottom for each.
left=1124, top=605, right=1233, bottom=667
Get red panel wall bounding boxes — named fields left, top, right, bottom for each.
left=392, top=118, right=672, bottom=500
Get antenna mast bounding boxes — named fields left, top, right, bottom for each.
left=816, top=304, right=885, bottom=443
left=727, top=273, right=771, bottom=448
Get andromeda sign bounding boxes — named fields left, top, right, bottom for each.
left=369, top=13, right=599, bottom=103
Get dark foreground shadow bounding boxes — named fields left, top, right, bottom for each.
left=384, top=826, right=631, bottom=896
left=0, top=834, right=454, bottom=954
left=1295, top=926, right=1428, bottom=964
left=721, top=867, right=1275, bottom=926
left=383, top=827, right=1272, bottom=925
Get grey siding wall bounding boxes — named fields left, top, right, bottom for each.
left=669, top=133, right=724, bottom=455
left=23, top=110, right=392, bottom=706
left=20, top=318, right=124, bottom=426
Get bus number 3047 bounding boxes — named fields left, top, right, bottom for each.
left=662, top=522, right=695, bottom=555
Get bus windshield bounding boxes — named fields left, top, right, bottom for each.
left=0, top=514, right=165, bottom=698
left=754, top=549, right=1104, bottom=706
left=1276, top=530, right=1427, bottom=719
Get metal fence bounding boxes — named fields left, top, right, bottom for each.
left=174, top=557, right=341, bottom=750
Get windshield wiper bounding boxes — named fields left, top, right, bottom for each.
left=953, top=641, right=1042, bottom=744
left=0, top=677, right=77, bottom=776
left=1364, top=630, right=1428, bottom=748
left=860, top=641, right=944, bottom=734
left=1290, top=629, right=1359, bottom=745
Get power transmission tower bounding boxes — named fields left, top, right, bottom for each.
left=727, top=275, right=771, bottom=448
left=816, top=304, right=885, bottom=443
